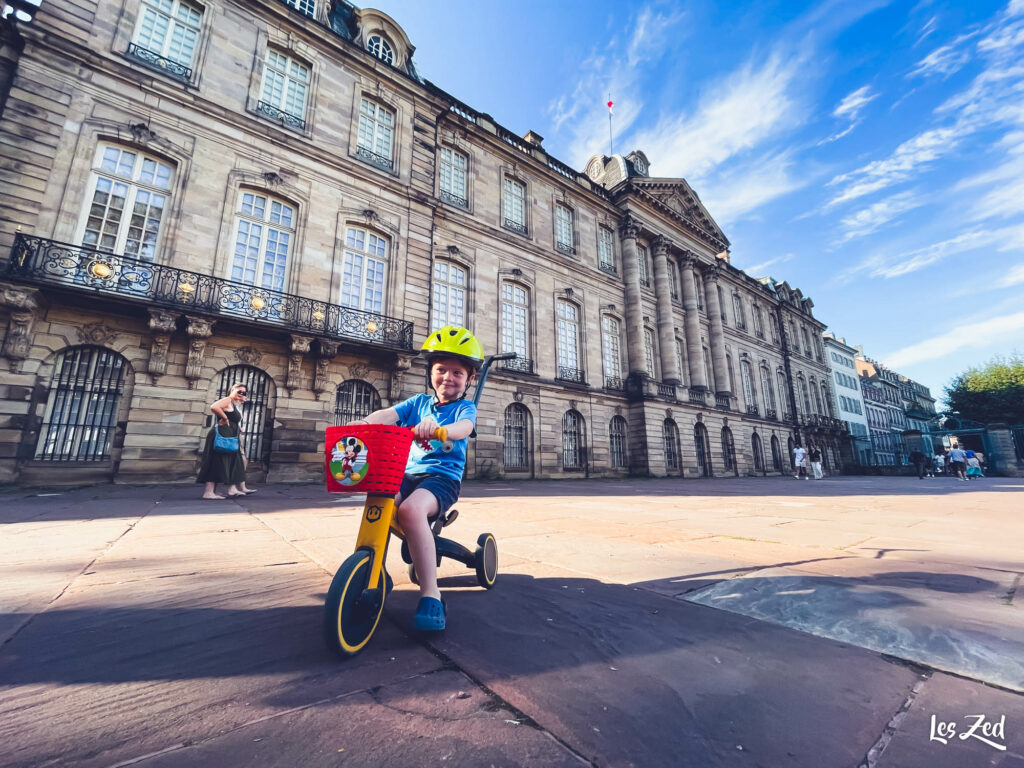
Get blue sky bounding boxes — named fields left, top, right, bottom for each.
left=375, top=0, right=1024, bottom=402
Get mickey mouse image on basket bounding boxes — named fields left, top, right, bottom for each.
left=329, top=436, right=369, bottom=486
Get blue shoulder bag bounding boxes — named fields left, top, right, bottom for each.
left=213, top=426, right=240, bottom=453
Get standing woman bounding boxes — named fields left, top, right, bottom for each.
left=198, top=382, right=249, bottom=499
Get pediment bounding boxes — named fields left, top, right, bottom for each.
left=630, top=179, right=729, bottom=247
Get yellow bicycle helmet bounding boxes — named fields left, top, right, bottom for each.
left=420, top=326, right=484, bottom=372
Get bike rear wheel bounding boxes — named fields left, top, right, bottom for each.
left=324, top=549, right=385, bottom=657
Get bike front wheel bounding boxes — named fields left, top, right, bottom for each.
left=324, top=549, right=386, bottom=657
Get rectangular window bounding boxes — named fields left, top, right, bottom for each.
left=431, top=260, right=467, bottom=328
left=283, top=0, right=315, bottom=16
left=502, top=178, right=527, bottom=234
left=556, top=301, right=580, bottom=377
left=732, top=294, right=746, bottom=329
left=644, top=328, right=656, bottom=378
left=501, top=283, right=529, bottom=359
left=230, top=192, right=295, bottom=292
left=130, top=0, right=202, bottom=79
left=602, top=316, right=621, bottom=385
left=598, top=227, right=616, bottom=273
left=439, top=147, right=468, bottom=208
left=752, top=304, right=763, bottom=337
left=340, top=226, right=388, bottom=313
left=259, top=50, right=309, bottom=128
left=638, top=245, right=650, bottom=288
left=356, top=98, right=395, bottom=170
left=555, top=205, right=575, bottom=255
left=718, top=286, right=728, bottom=325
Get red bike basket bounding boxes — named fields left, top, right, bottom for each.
left=325, top=424, right=413, bottom=495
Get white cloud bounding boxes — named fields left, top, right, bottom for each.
left=885, top=310, right=1024, bottom=367
left=837, top=191, right=924, bottom=242
left=632, top=52, right=807, bottom=181
left=909, top=38, right=974, bottom=78
left=999, top=263, right=1024, bottom=286
left=833, top=85, right=877, bottom=119
left=697, top=151, right=810, bottom=226
left=740, top=253, right=795, bottom=276
left=915, top=15, right=938, bottom=47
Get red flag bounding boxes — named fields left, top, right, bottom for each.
left=607, top=100, right=614, bottom=115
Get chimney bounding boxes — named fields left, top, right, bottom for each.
left=524, top=130, right=544, bottom=147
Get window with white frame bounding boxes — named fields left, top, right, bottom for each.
left=230, top=191, right=295, bottom=292
left=637, top=245, right=651, bottom=287
left=760, top=365, right=776, bottom=412
left=259, top=50, right=309, bottom=128
left=801, top=327, right=812, bottom=356
left=366, top=33, right=394, bottom=64
left=79, top=145, right=174, bottom=261
left=130, top=0, right=202, bottom=78
left=356, top=97, right=395, bottom=170
left=431, top=260, right=466, bottom=328
left=602, top=316, right=621, bottom=386
left=555, top=204, right=575, bottom=254
left=502, top=177, right=527, bottom=234
left=740, top=360, right=756, bottom=409
left=644, top=327, right=657, bottom=379
left=777, top=370, right=789, bottom=416
left=752, top=304, right=764, bottom=337
left=609, top=416, right=628, bottom=468
left=283, top=0, right=316, bottom=16
left=769, top=314, right=779, bottom=343
left=556, top=300, right=581, bottom=379
left=598, top=227, right=616, bottom=273
left=340, top=226, right=388, bottom=313
left=501, top=283, right=529, bottom=361
left=732, top=294, right=746, bottom=329
left=439, top=147, right=468, bottom=207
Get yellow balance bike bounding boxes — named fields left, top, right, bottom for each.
left=322, top=353, right=513, bottom=657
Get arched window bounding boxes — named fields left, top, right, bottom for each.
left=504, top=403, right=531, bottom=471
left=432, top=259, right=467, bottom=328
left=562, top=410, right=586, bottom=471
left=609, top=415, right=628, bottom=469
left=721, top=426, right=736, bottom=473
left=663, top=419, right=681, bottom=472
left=36, top=346, right=128, bottom=461
left=760, top=365, right=776, bottom=415
left=694, top=422, right=712, bottom=477
left=79, top=144, right=174, bottom=261
left=217, top=365, right=274, bottom=462
left=752, top=432, right=765, bottom=472
left=334, top=380, right=380, bottom=425
left=341, top=225, right=389, bottom=313
left=771, top=435, right=783, bottom=471
left=366, top=33, right=394, bottom=64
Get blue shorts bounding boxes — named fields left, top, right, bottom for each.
left=398, top=473, right=461, bottom=518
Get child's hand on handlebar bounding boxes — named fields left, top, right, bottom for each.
left=412, top=418, right=440, bottom=441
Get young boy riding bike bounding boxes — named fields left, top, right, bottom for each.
left=347, top=325, right=482, bottom=631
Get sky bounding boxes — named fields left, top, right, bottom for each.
left=373, top=0, right=1024, bottom=403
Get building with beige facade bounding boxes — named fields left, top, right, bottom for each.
left=0, top=0, right=847, bottom=485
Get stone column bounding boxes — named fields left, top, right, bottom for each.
left=287, top=334, right=312, bottom=395
left=703, top=266, right=730, bottom=395
left=0, top=283, right=40, bottom=370
left=678, top=254, right=707, bottom=390
left=146, top=309, right=180, bottom=382
left=617, top=215, right=646, bottom=378
left=650, top=236, right=681, bottom=384
left=184, top=316, right=215, bottom=388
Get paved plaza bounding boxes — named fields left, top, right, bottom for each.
left=1, top=475, right=1022, bottom=767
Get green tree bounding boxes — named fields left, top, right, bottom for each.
left=944, top=354, right=1024, bottom=424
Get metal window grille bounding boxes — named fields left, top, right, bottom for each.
left=752, top=433, right=765, bottom=472
left=503, top=403, right=529, bottom=471
left=36, top=346, right=127, bottom=461
left=609, top=416, right=628, bottom=468
left=721, top=427, right=735, bottom=471
left=663, top=420, right=680, bottom=471
left=216, top=366, right=273, bottom=462
left=334, top=380, right=381, bottom=424
left=694, top=422, right=712, bottom=477
left=562, top=410, right=585, bottom=470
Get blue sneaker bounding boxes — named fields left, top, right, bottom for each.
left=414, top=596, right=447, bottom=631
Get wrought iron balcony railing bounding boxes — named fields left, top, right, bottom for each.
left=355, top=145, right=394, bottom=171
left=598, top=262, right=618, bottom=277
left=765, top=408, right=778, bottom=421
left=557, top=366, right=586, bottom=384
left=503, top=218, right=528, bottom=236
left=256, top=100, right=306, bottom=132
left=746, top=404, right=760, bottom=417
left=439, top=189, right=468, bottom=208
left=689, top=388, right=708, bottom=406
left=604, top=376, right=624, bottom=391
left=556, top=241, right=576, bottom=256
left=716, top=393, right=731, bottom=410
left=499, top=356, right=533, bottom=374
left=126, top=43, right=193, bottom=82
left=5, top=234, right=414, bottom=349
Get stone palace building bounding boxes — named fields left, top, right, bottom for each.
left=0, top=0, right=847, bottom=485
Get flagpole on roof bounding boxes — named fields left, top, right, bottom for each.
left=607, top=94, right=614, bottom=155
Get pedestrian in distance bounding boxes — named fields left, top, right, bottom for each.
left=966, top=451, right=984, bottom=479
left=348, top=325, right=482, bottom=632
left=948, top=445, right=968, bottom=481
left=792, top=444, right=808, bottom=479
left=809, top=444, right=824, bottom=479
left=910, top=449, right=927, bottom=479
left=197, top=382, right=257, bottom=499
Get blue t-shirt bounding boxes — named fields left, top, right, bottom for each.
left=393, top=393, right=477, bottom=482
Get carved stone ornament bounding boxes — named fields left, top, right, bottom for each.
left=76, top=322, right=119, bottom=346
left=262, top=171, right=284, bottom=187
left=678, top=250, right=697, bottom=270
left=665, top=408, right=673, bottom=419
left=569, top=399, right=578, bottom=410
left=129, top=122, right=159, bottom=144
left=317, top=339, right=339, bottom=359
left=349, top=362, right=370, bottom=380
left=618, top=215, right=640, bottom=240
left=696, top=412, right=704, bottom=422
left=289, top=334, right=313, bottom=354
left=148, top=308, right=179, bottom=335
left=185, top=337, right=208, bottom=386
left=652, top=235, right=674, bottom=255
left=185, top=315, right=215, bottom=339
left=0, top=285, right=40, bottom=363
left=313, top=357, right=331, bottom=398
left=389, top=369, right=404, bottom=403
left=287, top=353, right=304, bottom=393
left=149, top=333, right=172, bottom=379
left=615, top=406, right=623, bottom=417
left=513, top=390, right=524, bottom=402
left=235, top=346, right=263, bottom=366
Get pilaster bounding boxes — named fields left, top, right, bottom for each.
left=650, top=236, right=681, bottom=384
left=617, top=215, right=646, bottom=377
left=703, top=266, right=730, bottom=395
left=678, top=254, right=707, bottom=390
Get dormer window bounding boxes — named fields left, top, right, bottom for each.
left=366, top=34, right=394, bottom=65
